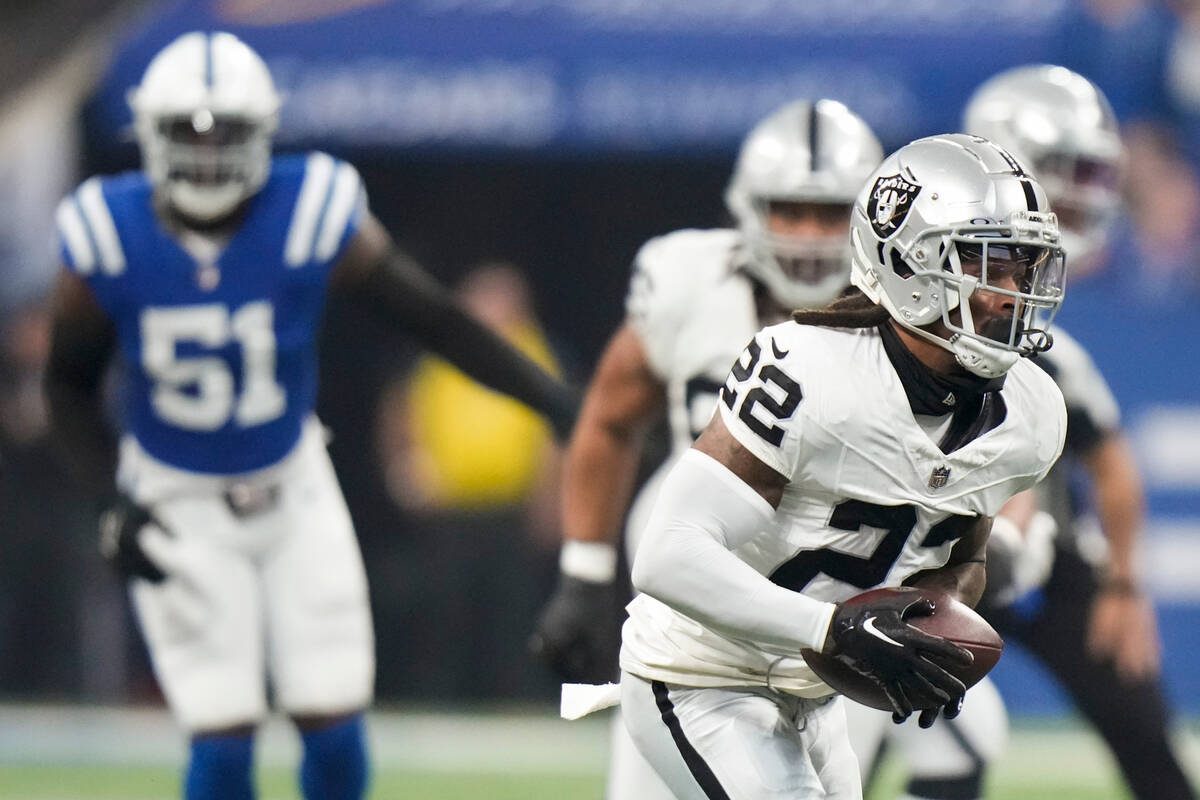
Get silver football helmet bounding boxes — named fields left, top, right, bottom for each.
left=725, top=99, right=883, bottom=309
left=128, top=31, right=281, bottom=222
left=963, top=65, right=1123, bottom=271
left=850, top=134, right=1067, bottom=378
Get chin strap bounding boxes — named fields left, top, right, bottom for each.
left=909, top=274, right=1019, bottom=379
left=950, top=274, right=1023, bottom=377
left=895, top=314, right=1020, bottom=379
left=948, top=333, right=1020, bottom=378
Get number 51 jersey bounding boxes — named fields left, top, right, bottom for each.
left=54, top=152, right=364, bottom=475
left=621, top=321, right=1067, bottom=695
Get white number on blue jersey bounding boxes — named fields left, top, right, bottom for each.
left=141, top=301, right=287, bottom=431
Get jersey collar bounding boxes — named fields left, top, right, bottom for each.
left=878, top=322, right=1005, bottom=417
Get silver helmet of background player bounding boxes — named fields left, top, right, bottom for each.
left=725, top=99, right=884, bottom=309
left=128, top=31, right=281, bottom=222
left=850, top=133, right=1067, bottom=378
left=963, top=64, right=1123, bottom=272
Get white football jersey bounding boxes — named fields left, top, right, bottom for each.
left=1040, top=324, right=1120, bottom=440
left=626, top=228, right=763, bottom=451
left=1028, top=324, right=1120, bottom=541
left=623, top=228, right=771, bottom=560
left=622, top=322, right=1067, bottom=695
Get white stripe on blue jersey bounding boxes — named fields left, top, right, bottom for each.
left=77, top=177, right=126, bottom=275
left=314, top=162, right=362, bottom=262
left=284, top=152, right=336, bottom=267
left=55, top=196, right=97, bottom=274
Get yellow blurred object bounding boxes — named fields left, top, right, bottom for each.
left=403, top=321, right=559, bottom=509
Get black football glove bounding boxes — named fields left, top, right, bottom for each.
left=826, top=589, right=972, bottom=724
left=98, top=493, right=170, bottom=584
left=529, top=574, right=621, bottom=684
left=916, top=693, right=965, bottom=729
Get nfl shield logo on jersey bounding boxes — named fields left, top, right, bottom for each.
left=868, top=174, right=921, bottom=239
left=928, top=465, right=951, bottom=490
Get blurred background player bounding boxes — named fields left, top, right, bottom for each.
left=845, top=64, right=1196, bottom=800
left=617, top=133, right=1067, bottom=799
left=530, top=98, right=884, bottom=798
left=375, top=261, right=565, bottom=701
left=43, top=31, right=576, bottom=800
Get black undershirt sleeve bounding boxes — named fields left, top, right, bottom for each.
left=341, top=248, right=579, bottom=439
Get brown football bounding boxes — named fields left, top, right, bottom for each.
left=799, top=586, right=1004, bottom=712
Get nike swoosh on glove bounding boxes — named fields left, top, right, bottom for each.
left=825, top=588, right=973, bottom=723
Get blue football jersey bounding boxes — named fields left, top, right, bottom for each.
left=54, top=151, right=365, bottom=474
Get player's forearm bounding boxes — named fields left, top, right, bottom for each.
left=349, top=249, right=579, bottom=433
left=1088, top=436, right=1146, bottom=585
left=562, top=413, right=648, bottom=547
left=420, top=300, right=579, bottom=432
left=632, top=450, right=836, bottom=652
left=910, top=561, right=987, bottom=608
left=996, top=488, right=1037, bottom=531
left=907, top=513, right=990, bottom=607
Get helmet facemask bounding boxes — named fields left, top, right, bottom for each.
left=725, top=99, right=884, bottom=311
left=1030, top=151, right=1121, bottom=271
left=741, top=198, right=856, bottom=309
left=140, top=110, right=275, bottom=222
left=886, top=215, right=1066, bottom=377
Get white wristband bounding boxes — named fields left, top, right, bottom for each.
left=560, top=540, right=618, bottom=583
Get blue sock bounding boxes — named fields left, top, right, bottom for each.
left=299, top=715, right=369, bottom=800
left=185, top=732, right=255, bottom=800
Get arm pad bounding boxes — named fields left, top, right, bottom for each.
left=631, top=449, right=836, bottom=652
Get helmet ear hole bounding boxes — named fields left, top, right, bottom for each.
left=888, top=248, right=914, bottom=279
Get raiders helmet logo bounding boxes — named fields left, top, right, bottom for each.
left=868, top=174, right=921, bottom=239
left=928, top=465, right=951, bottom=490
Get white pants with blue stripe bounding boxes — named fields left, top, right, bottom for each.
left=620, top=671, right=862, bottom=800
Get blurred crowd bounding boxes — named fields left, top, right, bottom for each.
left=0, top=0, right=1198, bottom=706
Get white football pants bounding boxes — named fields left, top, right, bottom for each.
left=122, top=420, right=374, bottom=732
left=607, top=705, right=677, bottom=800
left=610, top=463, right=680, bottom=799
left=621, top=671, right=862, bottom=799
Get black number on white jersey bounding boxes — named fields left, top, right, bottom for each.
left=738, top=365, right=803, bottom=446
left=722, top=337, right=802, bottom=446
left=721, top=338, right=761, bottom=410
left=768, top=500, right=977, bottom=591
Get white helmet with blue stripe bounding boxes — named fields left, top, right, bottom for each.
left=128, top=31, right=281, bottom=222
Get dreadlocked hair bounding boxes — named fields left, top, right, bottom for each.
left=791, top=287, right=890, bottom=329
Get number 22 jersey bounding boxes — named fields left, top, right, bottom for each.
left=621, top=320, right=1067, bottom=696
left=54, top=152, right=364, bottom=475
